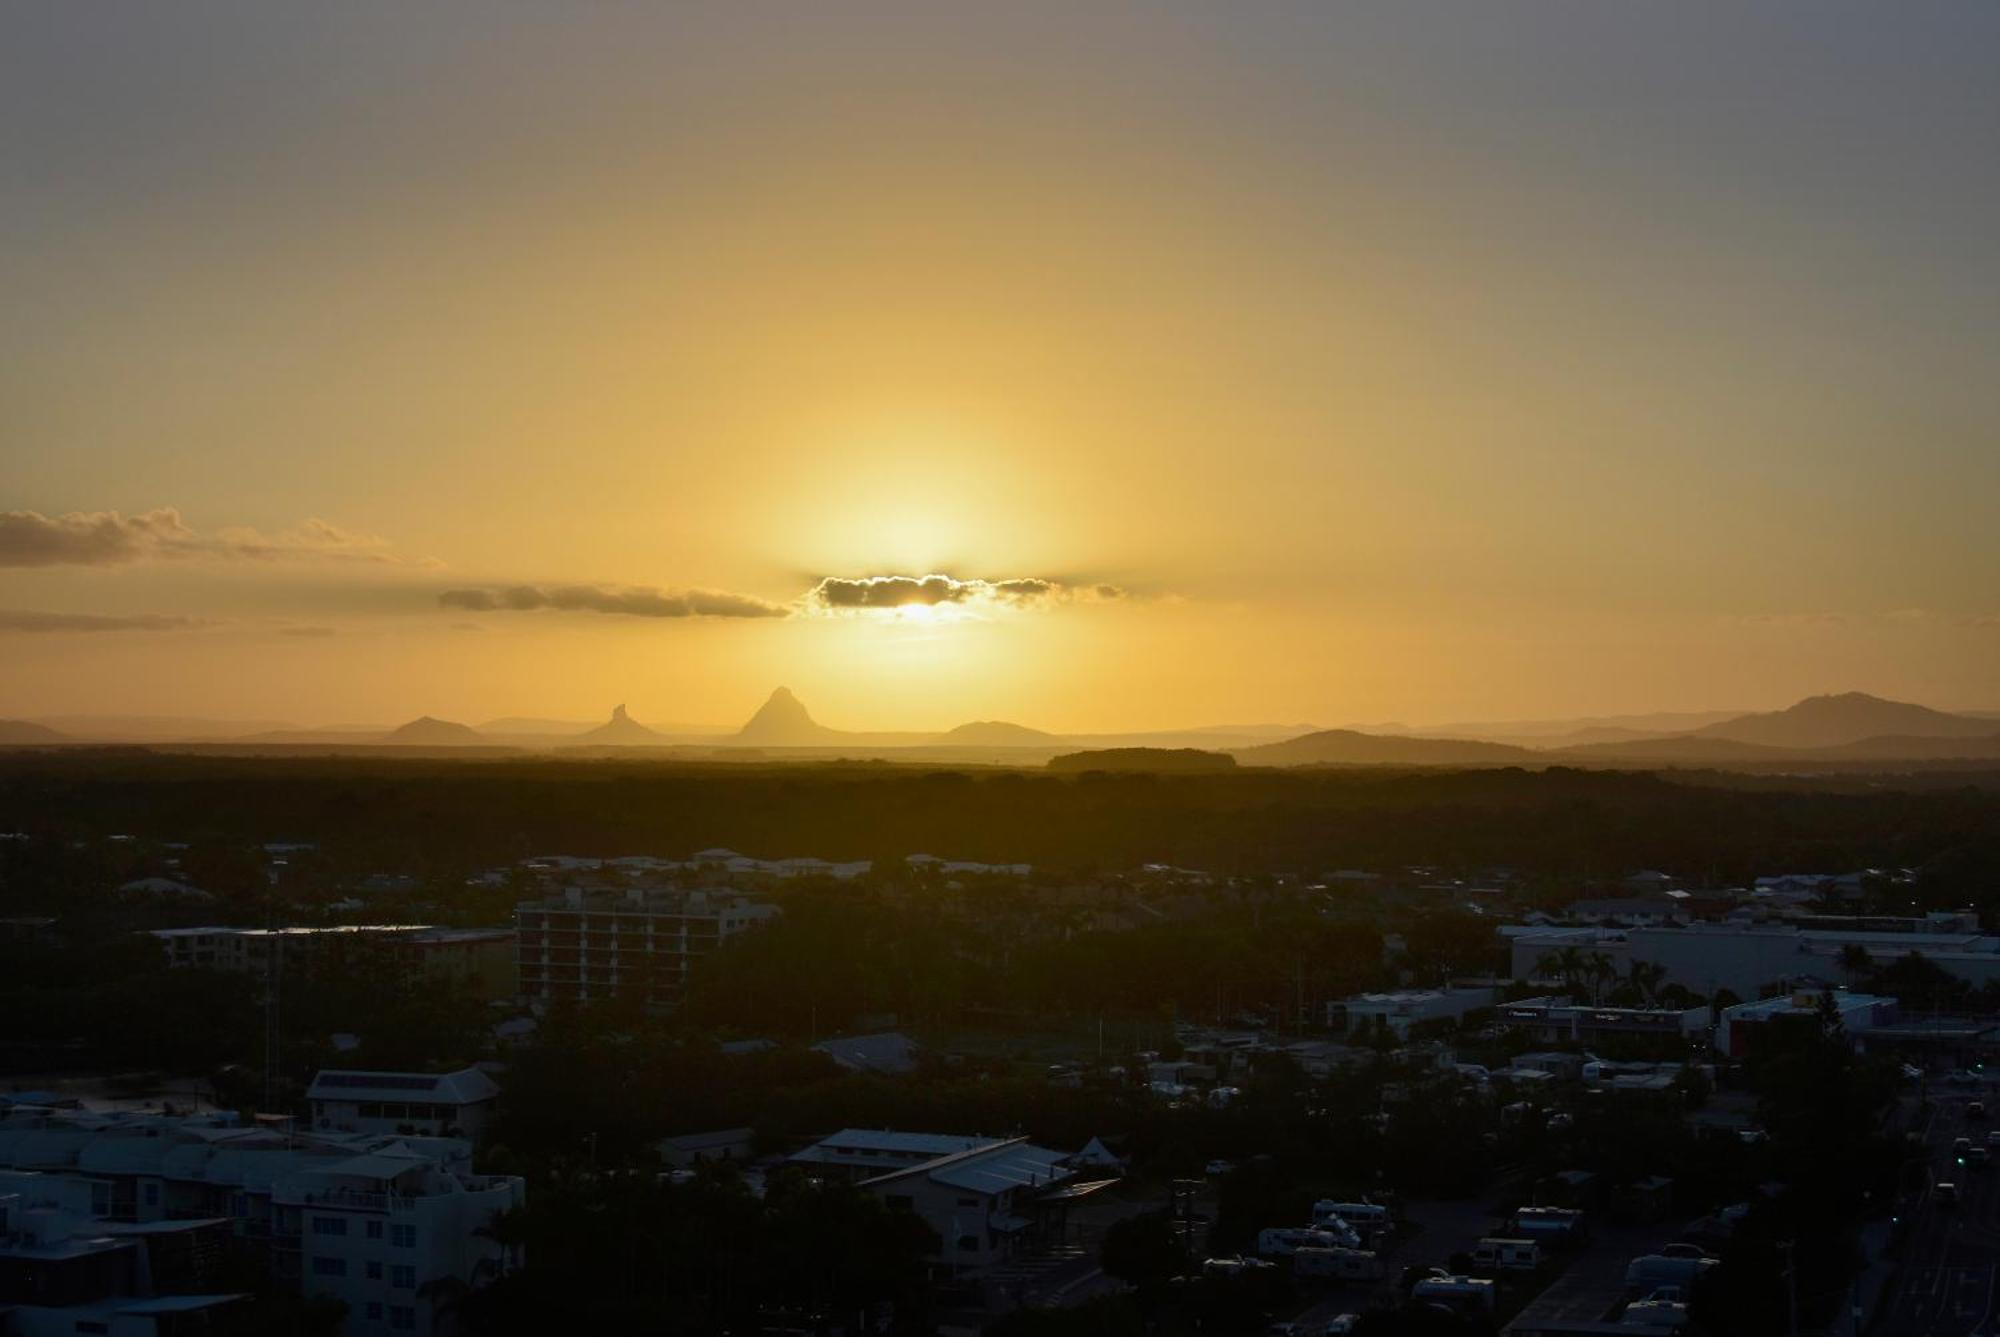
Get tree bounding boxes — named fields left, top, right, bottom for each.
left=1099, top=1209, right=1187, bottom=1288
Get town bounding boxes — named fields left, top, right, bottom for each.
left=3, top=757, right=1997, bottom=1336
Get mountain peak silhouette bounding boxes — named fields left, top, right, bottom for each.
left=735, top=686, right=837, bottom=743
left=576, top=702, right=662, bottom=744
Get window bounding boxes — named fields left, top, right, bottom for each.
left=311, top=1256, right=347, bottom=1277
left=312, top=1216, right=349, bottom=1236
left=366, top=1219, right=384, bottom=1240
left=391, top=1264, right=416, bottom=1289
left=143, top=1182, right=159, bottom=1207
left=367, top=1261, right=382, bottom=1280
left=391, top=1224, right=417, bottom=1248
left=389, top=1305, right=416, bottom=1331
left=957, top=1235, right=980, bottom=1252
left=366, top=1303, right=382, bottom=1321
left=956, top=1197, right=980, bottom=1208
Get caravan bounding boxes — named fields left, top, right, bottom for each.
left=1471, top=1237, right=1541, bottom=1272
left=1311, top=1200, right=1390, bottom=1235
left=1293, top=1246, right=1385, bottom=1282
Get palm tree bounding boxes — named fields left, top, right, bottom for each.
left=1626, top=960, right=1669, bottom=1006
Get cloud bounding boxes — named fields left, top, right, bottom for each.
left=0, top=507, right=430, bottom=567
left=804, top=574, right=1125, bottom=612
left=0, top=609, right=209, bottom=633
left=280, top=625, right=337, bottom=638
left=438, top=584, right=787, bottom=619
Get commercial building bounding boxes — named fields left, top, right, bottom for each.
left=1496, top=997, right=1710, bottom=1045
left=1715, top=990, right=1898, bottom=1057
left=1508, top=919, right=2000, bottom=999
left=0, top=1104, right=524, bottom=1337
left=1334, top=987, right=1500, bottom=1040
left=306, top=1068, right=500, bottom=1143
left=514, top=886, right=778, bottom=1008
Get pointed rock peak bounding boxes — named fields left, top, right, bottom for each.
left=611, top=703, right=629, bottom=722
left=736, top=686, right=833, bottom=741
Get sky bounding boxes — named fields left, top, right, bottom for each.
left=3, top=2, right=1997, bottom=732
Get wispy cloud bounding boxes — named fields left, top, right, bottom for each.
left=279, top=625, right=337, bottom=638
left=0, top=507, right=432, bottom=568
left=0, top=609, right=210, bottom=633
left=438, top=584, right=787, bottom=619
left=803, top=574, right=1125, bottom=613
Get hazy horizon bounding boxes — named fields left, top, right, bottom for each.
left=6, top=4, right=1997, bottom=730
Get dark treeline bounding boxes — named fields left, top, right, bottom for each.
left=2, top=752, right=1996, bottom=889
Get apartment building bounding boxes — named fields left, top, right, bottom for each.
left=514, top=886, right=778, bottom=1008
left=147, top=925, right=516, bottom=1000
left=0, top=1186, right=248, bottom=1336
left=0, top=1105, right=523, bottom=1337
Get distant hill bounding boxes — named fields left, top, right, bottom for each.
left=938, top=720, right=1060, bottom=745
left=1235, top=729, right=1538, bottom=767
left=380, top=716, right=484, bottom=746
left=734, top=687, right=846, bottom=746
left=1048, top=747, right=1237, bottom=773
left=0, top=719, right=67, bottom=745
left=1692, top=692, right=1995, bottom=749
left=573, top=704, right=664, bottom=745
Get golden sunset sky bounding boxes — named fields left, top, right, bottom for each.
left=4, top=3, right=1997, bottom=731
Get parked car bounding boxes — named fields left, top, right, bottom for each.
left=1660, top=1243, right=1712, bottom=1261
left=1969, top=1146, right=1991, bottom=1169
left=1936, top=1181, right=1960, bottom=1206
left=1968, top=1100, right=1987, bottom=1120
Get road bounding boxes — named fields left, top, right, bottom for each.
left=1881, top=1086, right=2000, bottom=1337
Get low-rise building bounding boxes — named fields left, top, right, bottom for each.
left=1496, top=997, right=1709, bottom=1045
left=788, top=1130, right=999, bottom=1183
left=307, top=1068, right=500, bottom=1142
left=858, top=1137, right=1086, bottom=1271
left=1336, top=987, right=1500, bottom=1040
left=1715, top=990, right=1898, bottom=1057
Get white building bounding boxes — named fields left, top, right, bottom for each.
left=0, top=1105, right=523, bottom=1337
left=0, top=1185, right=247, bottom=1336
left=1337, top=987, right=1500, bottom=1039
left=1509, top=921, right=2000, bottom=998
left=857, top=1137, right=1080, bottom=1270
left=307, top=1068, right=500, bottom=1142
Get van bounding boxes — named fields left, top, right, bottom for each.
left=1293, top=1246, right=1385, bottom=1282
left=1472, top=1237, right=1542, bottom=1272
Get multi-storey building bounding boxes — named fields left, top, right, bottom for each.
left=146, top=925, right=516, bottom=1000
left=514, top=887, right=778, bottom=1008
left=0, top=1103, right=523, bottom=1337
